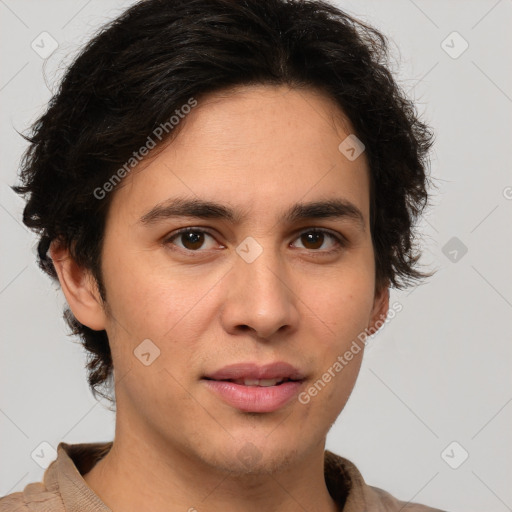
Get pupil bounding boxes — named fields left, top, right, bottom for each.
left=303, top=232, right=323, bottom=249
left=183, top=231, right=204, bottom=250
left=180, top=231, right=325, bottom=251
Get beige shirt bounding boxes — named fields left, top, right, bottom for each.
left=0, top=442, right=446, bottom=511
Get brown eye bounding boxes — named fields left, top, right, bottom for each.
left=165, top=228, right=218, bottom=251
left=180, top=231, right=205, bottom=250
left=292, top=229, right=344, bottom=252
left=300, top=231, right=325, bottom=250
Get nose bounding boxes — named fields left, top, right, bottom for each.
left=220, top=243, right=300, bottom=341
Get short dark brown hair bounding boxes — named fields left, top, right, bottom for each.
left=12, top=0, right=436, bottom=403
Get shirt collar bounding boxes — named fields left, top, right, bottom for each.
left=47, top=441, right=369, bottom=511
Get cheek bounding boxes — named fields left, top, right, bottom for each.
left=293, top=271, right=373, bottom=421
left=101, top=244, right=207, bottom=336
left=307, top=269, right=375, bottom=341
left=298, top=346, right=364, bottom=438
left=100, top=248, right=229, bottom=385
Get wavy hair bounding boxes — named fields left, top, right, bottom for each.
left=12, top=0, right=436, bottom=403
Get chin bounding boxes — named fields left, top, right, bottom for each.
left=199, top=438, right=302, bottom=477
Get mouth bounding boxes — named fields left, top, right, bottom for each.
left=203, top=376, right=302, bottom=387
left=202, top=361, right=305, bottom=382
left=201, top=378, right=305, bottom=413
left=201, top=362, right=306, bottom=413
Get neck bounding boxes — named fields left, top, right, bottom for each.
left=83, top=419, right=341, bottom=512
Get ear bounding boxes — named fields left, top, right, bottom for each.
left=49, top=241, right=107, bottom=331
left=367, top=281, right=390, bottom=336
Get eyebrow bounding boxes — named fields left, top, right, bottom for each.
left=138, top=196, right=365, bottom=231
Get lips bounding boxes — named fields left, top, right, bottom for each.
left=228, top=377, right=290, bottom=387
left=202, top=362, right=306, bottom=412
left=203, top=361, right=305, bottom=383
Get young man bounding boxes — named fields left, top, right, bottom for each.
left=1, top=0, right=445, bottom=510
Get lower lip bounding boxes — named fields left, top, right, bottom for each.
left=202, top=379, right=303, bottom=413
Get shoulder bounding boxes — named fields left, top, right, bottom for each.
left=1, top=441, right=112, bottom=512
left=365, top=484, right=448, bottom=511
left=324, top=450, right=448, bottom=512
left=0, top=481, right=64, bottom=512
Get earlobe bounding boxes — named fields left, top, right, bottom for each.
left=49, top=241, right=107, bottom=331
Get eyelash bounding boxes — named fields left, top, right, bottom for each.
left=163, top=227, right=347, bottom=256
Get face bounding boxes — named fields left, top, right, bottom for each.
left=67, top=85, right=388, bottom=475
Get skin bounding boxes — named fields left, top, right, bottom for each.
left=50, top=84, right=389, bottom=512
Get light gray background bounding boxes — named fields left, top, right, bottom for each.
left=1, top=1, right=511, bottom=511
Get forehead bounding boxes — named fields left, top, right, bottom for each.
left=107, top=84, right=370, bottom=227
left=171, top=84, right=355, bottom=152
